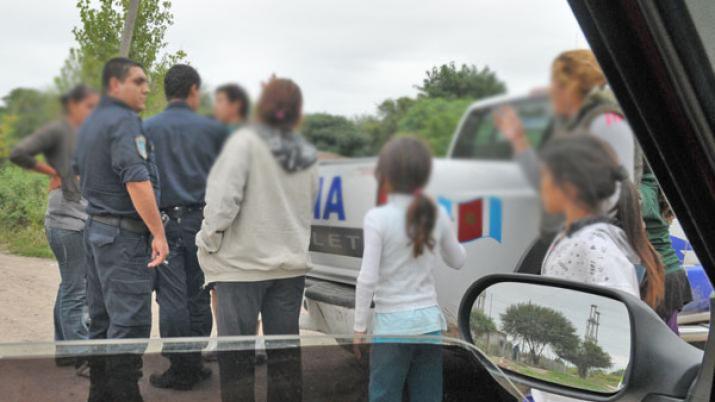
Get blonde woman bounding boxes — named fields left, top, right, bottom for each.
left=494, top=49, right=642, bottom=274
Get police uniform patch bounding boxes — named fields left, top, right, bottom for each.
left=135, top=135, right=148, bottom=159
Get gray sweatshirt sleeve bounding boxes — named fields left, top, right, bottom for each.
left=9, top=123, right=61, bottom=169
left=589, top=114, right=636, bottom=182
left=196, top=133, right=251, bottom=253
left=514, top=148, right=542, bottom=190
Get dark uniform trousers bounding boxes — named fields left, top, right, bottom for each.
left=155, top=208, right=212, bottom=373
left=84, top=217, right=153, bottom=399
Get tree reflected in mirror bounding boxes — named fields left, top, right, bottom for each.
left=469, top=282, right=631, bottom=394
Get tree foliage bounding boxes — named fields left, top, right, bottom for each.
left=470, top=310, right=497, bottom=336
left=397, top=97, right=472, bottom=156
left=556, top=340, right=613, bottom=378
left=0, top=89, right=60, bottom=145
left=501, top=303, right=578, bottom=365
left=302, top=113, right=371, bottom=157
left=416, top=62, right=507, bottom=100
left=55, top=0, right=186, bottom=115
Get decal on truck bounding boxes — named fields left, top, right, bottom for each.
left=314, top=176, right=346, bottom=221
left=310, top=226, right=363, bottom=258
left=439, top=196, right=503, bottom=243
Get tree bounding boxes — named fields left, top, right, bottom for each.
left=302, top=113, right=371, bottom=157
left=1, top=89, right=60, bottom=143
left=471, top=310, right=497, bottom=336
left=55, top=0, right=186, bottom=115
left=357, top=96, right=416, bottom=154
left=501, top=302, right=578, bottom=365
left=556, top=340, right=613, bottom=378
left=417, top=62, right=506, bottom=100
left=396, top=97, right=472, bottom=156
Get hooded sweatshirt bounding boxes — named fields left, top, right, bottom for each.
left=196, top=124, right=318, bottom=283
left=541, top=221, right=641, bottom=298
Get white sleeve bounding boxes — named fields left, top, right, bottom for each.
left=196, top=134, right=251, bottom=253
left=438, top=207, right=466, bottom=269
left=589, top=114, right=636, bottom=181
left=353, top=210, right=383, bottom=332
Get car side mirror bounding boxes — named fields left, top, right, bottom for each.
left=458, top=274, right=703, bottom=401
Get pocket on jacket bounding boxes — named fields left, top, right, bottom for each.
left=197, top=230, right=224, bottom=254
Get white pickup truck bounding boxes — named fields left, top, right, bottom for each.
left=301, top=92, right=712, bottom=343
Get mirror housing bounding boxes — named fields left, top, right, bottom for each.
left=458, top=274, right=703, bottom=401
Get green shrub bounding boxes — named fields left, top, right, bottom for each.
left=0, top=165, right=52, bottom=258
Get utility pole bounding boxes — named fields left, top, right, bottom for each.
left=119, top=0, right=141, bottom=57
left=585, top=304, right=601, bottom=343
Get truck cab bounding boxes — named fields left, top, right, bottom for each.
left=302, top=93, right=553, bottom=336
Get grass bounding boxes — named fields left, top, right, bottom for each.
left=494, top=357, right=622, bottom=394
left=0, top=164, right=53, bottom=258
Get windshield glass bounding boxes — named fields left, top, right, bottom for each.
left=0, top=335, right=522, bottom=402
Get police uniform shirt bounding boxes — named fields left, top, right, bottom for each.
left=143, top=101, right=229, bottom=210
left=74, top=96, right=159, bottom=219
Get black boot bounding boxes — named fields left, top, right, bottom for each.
left=105, top=354, right=144, bottom=402
left=87, top=357, right=110, bottom=402
left=150, top=358, right=212, bottom=391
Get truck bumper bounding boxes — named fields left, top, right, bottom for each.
left=300, top=278, right=362, bottom=335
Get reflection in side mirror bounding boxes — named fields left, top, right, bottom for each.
left=468, top=282, right=631, bottom=395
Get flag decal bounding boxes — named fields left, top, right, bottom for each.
left=438, top=196, right=503, bottom=243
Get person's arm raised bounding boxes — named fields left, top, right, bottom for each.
left=494, top=106, right=530, bottom=154
left=126, top=181, right=168, bottom=268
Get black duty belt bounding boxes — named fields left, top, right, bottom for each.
left=91, top=215, right=149, bottom=234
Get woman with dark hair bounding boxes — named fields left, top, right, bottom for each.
left=353, top=136, right=466, bottom=402
left=532, top=135, right=665, bottom=402
left=538, top=135, right=664, bottom=307
left=494, top=49, right=642, bottom=275
left=9, top=84, right=99, bottom=374
left=197, top=77, right=317, bottom=402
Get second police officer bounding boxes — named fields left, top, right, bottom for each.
left=143, top=64, right=230, bottom=390
left=74, top=57, right=169, bottom=402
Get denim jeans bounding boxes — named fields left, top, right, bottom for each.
left=369, top=339, right=443, bottom=402
left=46, top=226, right=89, bottom=350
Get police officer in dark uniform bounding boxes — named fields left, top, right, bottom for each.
left=74, top=57, right=169, bottom=402
left=143, top=64, right=229, bottom=390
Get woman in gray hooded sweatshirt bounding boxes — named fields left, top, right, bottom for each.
left=197, top=77, right=318, bottom=402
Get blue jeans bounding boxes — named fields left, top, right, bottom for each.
left=46, top=226, right=89, bottom=348
left=369, top=336, right=443, bottom=402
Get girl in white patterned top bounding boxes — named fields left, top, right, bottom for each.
left=539, top=134, right=664, bottom=308
left=532, top=135, right=665, bottom=402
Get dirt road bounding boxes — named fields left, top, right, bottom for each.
left=0, top=251, right=162, bottom=342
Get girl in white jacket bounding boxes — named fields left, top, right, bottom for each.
left=353, top=136, right=466, bottom=402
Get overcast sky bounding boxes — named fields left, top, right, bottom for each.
left=0, top=0, right=588, bottom=116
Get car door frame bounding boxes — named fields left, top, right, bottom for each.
left=567, top=0, right=715, bottom=399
